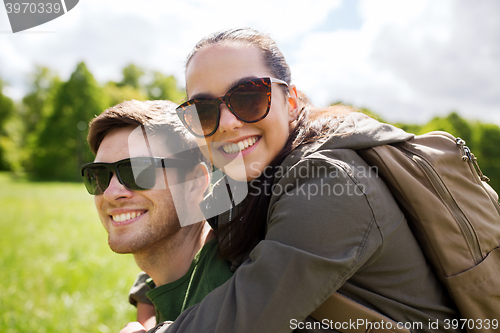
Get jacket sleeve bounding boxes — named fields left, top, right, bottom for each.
left=129, top=271, right=153, bottom=307
left=162, top=153, right=385, bottom=333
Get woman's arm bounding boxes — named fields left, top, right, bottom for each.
left=118, top=302, right=156, bottom=333
left=127, top=272, right=156, bottom=331
left=154, top=154, right=384, bottom=333
left=137, top=302, right=156, bottom=330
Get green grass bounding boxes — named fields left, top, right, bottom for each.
left=0, top=172, right=140, bottom=333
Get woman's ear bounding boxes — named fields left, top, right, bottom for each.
left=287, top=85, right=299, bottom=123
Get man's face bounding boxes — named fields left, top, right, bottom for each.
left=93, top=126, right=183, bottom=254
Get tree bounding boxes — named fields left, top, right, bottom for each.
left=471, top=123, right=500, bottom=192
left=420, top=112, right=473, bottom=147
left=146, top=71, right=185, bottom=103
left=32, top=62, right=107, bottom=180
left=21, top=66, right=61, bottom=172
left=22, top=66, right=61, bottom=135
left=103, top=82, right=148, bottom=108
left=0, top=80, right=14, bottom=129
left=118, top=64, right=144, bottom=90
left=112, top=64, right=185, bottom=104
left=0, top=79, right=15, bottom=170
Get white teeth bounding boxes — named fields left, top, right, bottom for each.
left=112, top=211, right=142, bottom=222
left=222, top=136, right=259, bottom=154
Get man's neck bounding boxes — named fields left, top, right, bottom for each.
left=133, top=221, right=214, bottom=287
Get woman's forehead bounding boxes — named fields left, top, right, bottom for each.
left=185, top=44, right=270, bottom=98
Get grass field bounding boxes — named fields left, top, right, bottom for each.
left=0, top=172, right=140, bottom=332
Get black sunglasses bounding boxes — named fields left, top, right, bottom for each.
left=80, top=157, right=195, bottom=195
left=175, top=77, right=288, bottom=138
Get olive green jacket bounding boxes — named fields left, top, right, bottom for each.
left=151, top=113, right=460, bottom=333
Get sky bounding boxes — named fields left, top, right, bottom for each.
left=0, top=0, right=499, bottom=125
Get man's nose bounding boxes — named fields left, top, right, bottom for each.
left=102, top=173, right=133, bottom=201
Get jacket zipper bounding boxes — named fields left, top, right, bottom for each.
left=396, top=145, right=483, bottom=265
left=457, top=138, right=500, bottom=217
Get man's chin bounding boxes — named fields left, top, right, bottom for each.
left=108, top=238, right=139, bottom=254
left=109, top=246, right=133, bottom=254
left=109, top=247, right=133, bottom=254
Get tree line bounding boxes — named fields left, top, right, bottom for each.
left=0, top=63, right=499, bottom=191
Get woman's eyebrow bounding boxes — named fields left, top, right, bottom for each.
left=190, top=76, right=259, bottom=100
left=230, top=76, right=259, bottom=87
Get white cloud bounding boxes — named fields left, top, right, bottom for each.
left=291, top=1, right=423, bottom=112
left=368, top=0, right=500, bottom=122
left=291, top=0, right=500, bottom=124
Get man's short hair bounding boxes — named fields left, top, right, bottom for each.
left=87, top=100, right=208, bottom=168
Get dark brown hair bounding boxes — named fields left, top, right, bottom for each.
left=186, top=28, right=291, bottom=89
left=186, top=28, right=351, bottom=260
left=87, top=99, right=208, bottom=168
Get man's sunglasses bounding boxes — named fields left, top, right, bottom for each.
left=80, top=157, right=195, bottom=195
left=175, top=77, right=288, bottom=138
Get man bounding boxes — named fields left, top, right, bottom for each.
left=81, top=100, right=233, bottom=332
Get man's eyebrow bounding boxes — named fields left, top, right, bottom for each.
left=189, top=76, right=259, bottom=100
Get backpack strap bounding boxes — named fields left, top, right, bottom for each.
left=310, top=292, right=411, bottom=333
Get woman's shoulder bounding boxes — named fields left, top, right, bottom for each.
left=290, top=112, right=413, bottom=157
left=271, top=136, right=404, bottom=231
left=277, top=112, right=414, bottom=181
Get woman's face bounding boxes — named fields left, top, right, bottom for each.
left=185, top=44, right=298, bottom=181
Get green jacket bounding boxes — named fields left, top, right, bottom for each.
left=153, top=113, right=460, bottom=333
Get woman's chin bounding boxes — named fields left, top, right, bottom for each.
left=234, top=167, right=265, bottom=183
left=225, top=168, right=252, bottom=182
left=218, top=164, right=259, bottom=182
left=211, top=152, right=248, bottom=181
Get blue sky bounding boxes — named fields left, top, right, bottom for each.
left=1, top=0, right=499, bottom=124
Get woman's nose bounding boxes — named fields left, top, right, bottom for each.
left=218, top=103, right=244, bottom=133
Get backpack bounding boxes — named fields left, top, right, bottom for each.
left=311, top=131, right=500, bottom=333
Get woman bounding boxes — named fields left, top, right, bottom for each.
left=142, top=28, right=460, bottom=333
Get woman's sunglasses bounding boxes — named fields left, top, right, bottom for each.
left=80, top=157, right=195, bottom=195
left=175, top=77, right=288, bottom=138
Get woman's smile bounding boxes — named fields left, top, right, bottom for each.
left=220, top=135, right=260, bottom=155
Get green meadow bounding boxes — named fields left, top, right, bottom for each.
left=0, top=172, right=139, bottom=332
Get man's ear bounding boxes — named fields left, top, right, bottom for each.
left=287, top=85, right=299, bottom=123
left=171, top=162, right=210, bottom=227
left=185, top=162, right=210, bottom=203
